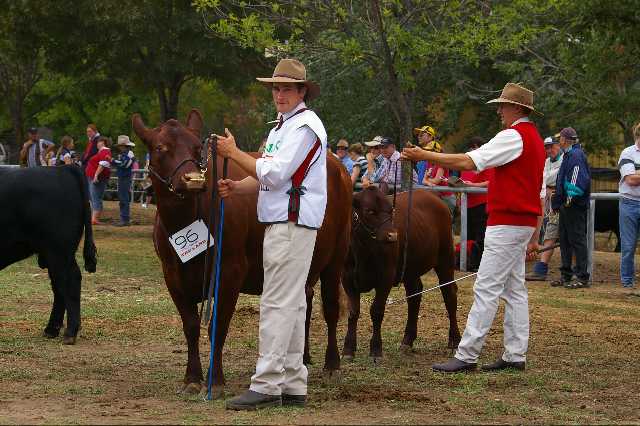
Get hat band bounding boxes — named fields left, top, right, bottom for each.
left=273, top=73, right=305, bottom=80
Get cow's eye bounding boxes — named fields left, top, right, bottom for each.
left=366, top=209, right=376, bottom=215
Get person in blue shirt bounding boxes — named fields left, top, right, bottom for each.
left=335, top=139, right=353, bottom=174
left=112, top=135, right=136, bottom=226
left=550, top=127, right=591, bottom=289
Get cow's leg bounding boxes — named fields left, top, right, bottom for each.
left=342, top=283, right=360, bottom=360
left=205, top=268, right=243, bottom=399
left=173, top=297, right=204, bottom=394
left=303, top=284, right=315, bottom=366
left=435, top=263, right=461, bottom=349
left=61, top=258, right=82, bottom=345
left=44, top=277, right=65, bottom=338
left=319, top=267, right=341, bottom=376
left=369, top=284, right=391, bottom=361
left=401, top=275, right=422, bottom=351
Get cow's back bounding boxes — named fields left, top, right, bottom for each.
left=392, top=189, right=454, bottom=279
left=0, top=166, right=86, bottom=268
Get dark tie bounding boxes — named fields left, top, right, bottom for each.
left=275, top=115, right=284, bottom=131
left=34, top=140, right=41, bottom=166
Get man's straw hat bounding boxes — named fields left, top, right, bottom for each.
left=256, top=58, right=320, bottom=101
left=487, top=82, right=540, bottom=114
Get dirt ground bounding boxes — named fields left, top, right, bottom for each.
left=1, top=202, right=640, bottom=424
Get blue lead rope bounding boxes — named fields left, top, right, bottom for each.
left=207, top=158, right=228, bottom=400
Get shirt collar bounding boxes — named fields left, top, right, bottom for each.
left=511, top=117, right=531, bottom=126
left=281, top=102, right=307, bottom=121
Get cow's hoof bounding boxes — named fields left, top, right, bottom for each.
left=180, top=382, right=203, bottom=395
left=370, top=355, right=383, bottom=364
left=43, top=328, right=60, bottom=339
left=342, top=354, right=355, bottom=361
left=399, top=344, right=413, bottom=354
left=321, top=369, right=341, bottom=384
left=62, top=335, right=77, bottom=345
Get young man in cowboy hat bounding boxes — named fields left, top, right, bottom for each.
left=402, top=82, right=546, bottom=373
left=215, top=58, right=326, bottom=410
left=112, top=135, right=136, bottom=226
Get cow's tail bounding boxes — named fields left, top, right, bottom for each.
left=74, top=166, right=97, bottom=272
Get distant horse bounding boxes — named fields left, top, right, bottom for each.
left=132, top=110, right=351, bottom=397
left=343, top=185, right=460, bottom=360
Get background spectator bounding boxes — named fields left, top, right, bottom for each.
left=85, top=136, right=112, bottom=225
left=527, top=135, right=563, bottom=281
left=413, top=124, right=437, bottom=183
left=551, top=127, right=591, bottom=289
left=55, top=135, right=76, bottom=166
left=617, top=122, right=640, bottom=295
left=422, top=140, right=456, bottom=215
left=459, top=136, right=493, bottom=269
left=112, top=135, right=136, bottom=226
left=370, top=137, right=417, bottom=190
left=347, top=142, right=367, bottom=189
left=361, top=136, right=383, bottom=187
left=81, top=123, right=101, bottom=176
left=19, top=127, right=55, bottom=168
left=336, top=139, right=354, bottom=174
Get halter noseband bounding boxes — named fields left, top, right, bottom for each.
left=352, top=210, right=392, bottom=241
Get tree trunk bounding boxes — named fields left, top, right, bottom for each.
left=8, top=99, right=24, bottom=156
left=156, top=75, right=185, bottom=121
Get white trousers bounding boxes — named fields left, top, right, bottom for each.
left=455, top=225, right=534, bottom=364
left=250, top=222, right=317, bottom=396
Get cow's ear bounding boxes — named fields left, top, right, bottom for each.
left=132, top=114, right=154, bottom=147
left=186, top=109, right=203, bottom=136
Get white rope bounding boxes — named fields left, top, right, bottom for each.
left=386, top=272, right=478, bottom=305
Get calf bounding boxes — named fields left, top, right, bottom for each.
left=593, top=198, right=620, bottom=252
left=343, top=186, right=460, bottom=361
left=0, top=165, right=97, bottom=344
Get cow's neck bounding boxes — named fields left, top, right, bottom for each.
left=155, top=190, right=203, bottom=234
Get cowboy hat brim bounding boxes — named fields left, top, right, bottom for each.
left=486, top=98, right=543, bottom=115
left=256, top=77, right=320, bottom=101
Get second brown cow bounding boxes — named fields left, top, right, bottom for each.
left=343, top=186, right=460, bottom=361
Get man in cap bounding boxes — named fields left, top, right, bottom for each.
left=368, top=136, right=417, bottom=189
left=413, top=125, right=438, bottom=183
left=112, top=135, right=136, bottom=227
left=335, top=138, right=354, bottom=174
left=550, top=127, right=591, bottom=289
left=526, top=135, right=564, bottom=281
left=402, top=82, right=546, bottom=372
left=19, top=127, right=55, bottom=168
left=215, top=58, right=326, bottom=410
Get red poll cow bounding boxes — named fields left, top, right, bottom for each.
left=132, top=110, right=351, bottom=397
left=343, top=185, right=460, bottom=361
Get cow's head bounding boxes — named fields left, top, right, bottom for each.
left=132, top=109, right=208, bottom=196
left=352, top=185, right=398, bottom=243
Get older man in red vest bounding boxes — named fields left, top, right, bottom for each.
left=402, top=83, right=545, bottom=372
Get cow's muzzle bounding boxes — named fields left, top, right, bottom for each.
left=182, top=171, right=206, bottom=191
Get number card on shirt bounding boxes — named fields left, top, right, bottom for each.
left=169, top=220, right=214, bottom=263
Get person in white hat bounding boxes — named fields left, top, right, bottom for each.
left=112, top=135, right=136, bottom=226
left=402, top=82, right=546, bottom=373
left=215, top=58, right=326, bottom=410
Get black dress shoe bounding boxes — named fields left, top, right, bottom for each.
left=432, top=358, right=477, bottom=373
left=481, top=358, right=525, bottom=371
left=225, top=390, right=282, bottom=411
left=282, top=393, right=306, bottom=407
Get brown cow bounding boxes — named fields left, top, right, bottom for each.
left=343, top=185, right=460, bottom=361
left=132, top=110, right=351, bottom=397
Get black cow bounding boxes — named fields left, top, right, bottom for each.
left=0, top=165, right=97, bottom=344
left=594, top=198, right=620, bottom=252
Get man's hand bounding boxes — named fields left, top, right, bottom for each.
left=365, top=152, right=375, bottom=162
left=401, top=146, right=428, bottom=162
left=218, top=179, right=236, bottom=198
left=92, top=176, right=99, bottom=184
left=215, top=128, right=238, bottom=159
left=526, top=241, right=540, bottom=262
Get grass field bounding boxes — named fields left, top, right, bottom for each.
left=1, top=202, right=640, bottom=424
